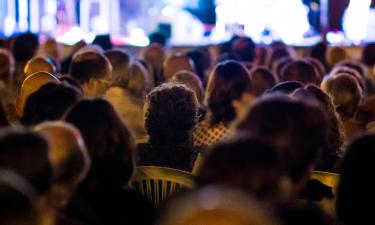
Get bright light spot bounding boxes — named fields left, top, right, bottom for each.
left=162, top=5, right=176, bottom=17
left=4, top=17, right=16, bottom=36
left=327, top=31, right=345, bottom=45
left=343, top=0, right=371, bottom=44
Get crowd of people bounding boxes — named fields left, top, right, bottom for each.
left=0, top=32, right=375, bottom=225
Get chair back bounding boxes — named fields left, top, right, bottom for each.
left=312, top=171, right=340, bottom=194
left=130, top=166, right=195, bottom=205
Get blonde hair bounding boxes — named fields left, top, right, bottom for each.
left=127, top=61, right=148, bottom=98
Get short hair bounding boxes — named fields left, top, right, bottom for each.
left=197, top=135, right=287, bottom=203
left=267, top=81, right=304, bottom=95
left=326, top=46, right=348, bottom=67
left=21, top=83, right=82, bottom=126
left=145, top=83, right=198, bottom=145
left=0, top=48, right=14, bottom=84
left=268, top=45, right=294, bottom=68
left=337, top=134, right=375, bottom=225
left=186, top=48, right=210, bottom=84
left=92, top=34, right=113, bottom=51
left=149, top=32, right=166, bottom=46
left=170, top=70, right=205, bottom=104
left=329, top=66, right=365, bottom=91
left=0, top=127, right=52, bottom=194
left=250, top=66, right=278, bottom=96
left=163, top=54, right=195, bottom=81
left=236, top=95, right=328, bottom=182
left=70, top=50, right=111, bottom=84
left=11, top=32, right=39, bottom=62
left=105, top=49, right=131, bottom=88
left=231, top=37, right=256, bottom=62
left=65, top=98, right=135, bottom=185
left=23, top=56, right=56, bottom=78
left=206, top=60, right=253, bottom=126
left=281, top=60, right=319, bottom=85
left=321, top=74, right=362, bottom=119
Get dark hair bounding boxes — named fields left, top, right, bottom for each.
left=186, top=48, right=210, bottom=85
left=0, top=127, right=52, bottom=194
left=268, top=46, right=294, bottom=68
left=267, top=81, right=304, bottom=95
left=337, top=134, right=375, bottom=225
left=0, top=102, right=9, bottom=128
left=145, top=83, right=198, bottom=145
left=197, top=135, right=286, bottom=203
left=231, top=37, right=256, bottom=62
left=236, top=95, right=328, bottom=182
left=65, top=98, right=135, bottom=185
left=322, top=74, right=362, bottom=119
left=11, top=33, right=39, bottom=62
left=309, top=42, right=328, bottom=69
left=304, top=57, right=327, bottom=83
left=70, top=51, right=111, bottom=84
left=149, top=32, right=167, bottom=47
left=206, top=60, right=253, bottom=126
left=92, top=34, right=113, bottom=51
left=21, top=83, right=82, bottom=126
left=250, top=66, right=278, bottom=96
left=281, top=60, right=319, bottom=85
left=362, top=42, right=375, bottom=67
left=272, top=56, right=293, bottom=80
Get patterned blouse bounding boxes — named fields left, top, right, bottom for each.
left=193, top=120, right=231, bottom=150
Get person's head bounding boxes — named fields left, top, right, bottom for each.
left=23, top=56, right=57, bottom=80
left=304, top=57, right=327, bottom=83
left=186, top=48, right=210, bottom=84
left=127, top=61, right=149, bottom=99
left=170, top=70, right=205, bottom=105
left=104, top=48, right=131, bottom=89
left=0, top=48, right=15, bottom=85
left=11, top=32, right=39, bottom=62
left=254, top=45, right=270, bottom=66
left=64, top=98, right=134, bottom=186
left=310, top=41, right=327, bottom=67
left=143, top=43, right=166, bottom=71
left=92, top=34, right=113, bottom=51
left=16, top=72, right=60, bottom=117
left=21, top=83, right=82, bottom=126
left=321, top=74, right=362, bottom=120
left=0, top=170, right=40, bottom=225
left=206, top=60, right=254, bottom=126
left=197, top=135, right=290, bottom=203
left=42, top=38, right=61, bottom=62
left=336, top=134, right=375, bottom=225
left=0, top=127, right=52, bottom=195
left=326, top=46, right=349, bottom=68
left=250, top=66, right=278, bottom=96
left=362, top=42, right=375, bottom=67
left=69, top=50, right=112, bottom=97
left=281, top=60, right=319, bottom=85
left=236, top=95, right=328, bottom=193
left=330, top=65, right=365, bottom=92
left=145, top=83, right=198, bottom=146
left=268, top=45, right=294, bottom=68
left=35, top=121, right=90, bottom=209
left=163, top=54, right=195, bottom=81
left=158, top=186, right=279, bottom=225
left=292, top=85, right=344, bottom=172
left=272, top=56, right=293, bottom=80
left=267, top=81, right=304, bottom=95
left=231, top=37, right=256, bottom=63
left=355, top=95, right=375, bottom=128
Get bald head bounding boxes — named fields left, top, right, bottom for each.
left=163, top=54, right=195, bottom=81
left=16, top=72, right=60, bottom=117
left=35, top=121, right=90, bottom=187
left=24, top=57, right=56, bottom=80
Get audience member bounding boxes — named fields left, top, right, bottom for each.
left=326, top=46, right=349, bottom=69
left=186, top=48, right=210, bottom=85
left=61, top=40, right=86, bottom=74
left=92, top=34, right=113, bottom=51
left=69, top=50, right=112, bottom=97
left=281, top=60, right=320, bottom=85
left=163, top=54, right=195, bottom=81
left=231, top=36, right=256, bottom=63
left=142, top=43, right=166, bottom=85
left=23, top=56, right=57, bottom=80
left=139, top=83, right=198, bottom=171
left=250, top=66, right=278, bottom=96
left=170, top=70, right=205, bottom=106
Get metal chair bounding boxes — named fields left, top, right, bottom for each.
left=129, top=166, right=195, bottom=205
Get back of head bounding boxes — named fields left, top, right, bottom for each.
left=64, top=98, right=134, bottom=185
left=250, top=66, right=278, bottom=96
left=0, top=48, right=15, bottom=85
left=362, top=42, right=375, bottom=67
left=321, top=74, right=362, bottom=119
left=16, top=71, right=60, bottom=117
left=231, top=37, right=256, bottom=62
left=267, top=81, right=304, bottom=95
left=0, top=127, right=52, bottom=194
left=337, top=134, right=375, bottom=225
left=281, top=60, right=319, bottom=85
left=197, top=135, right=289, bottom=203
left=145, top=83, right=198, bottom=145
left=70, top=50, right=111, bottom=84
left=143, top=43, right=166, bottom=70
left=268, top=45, right=294, bottom=68
left=186, top=48, right=210, bottom=84
left=105, top=49, right=131, bottom=88
left=330, top=66, right=365, bottom=91
left=92, top=34, right=113, bottom=51
left=149, top=32, right=167, bottom=47
left=170, top=70, right=204, bottom=104
left=158, top=186, right=279, bottom=225
left=206, top=60, right=253, bottom=126
left=163, top=54, right=195, bottom=81
left=21, top=82, right=82, bottom=126
left=236, top=95, right=328, bottom=184
left=23, top=56, right=57, bottom=79
left=326, top=46, right=348, bottom=68
left=0, top=170, right=39, bottom=225
left=12, top=32, right=39, bottom=62
left=127, top=61, right=148, bottom=98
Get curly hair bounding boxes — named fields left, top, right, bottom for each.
left=206, top=60, right=253, bottom=126
left=145, top=83, right=198, bottom=145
